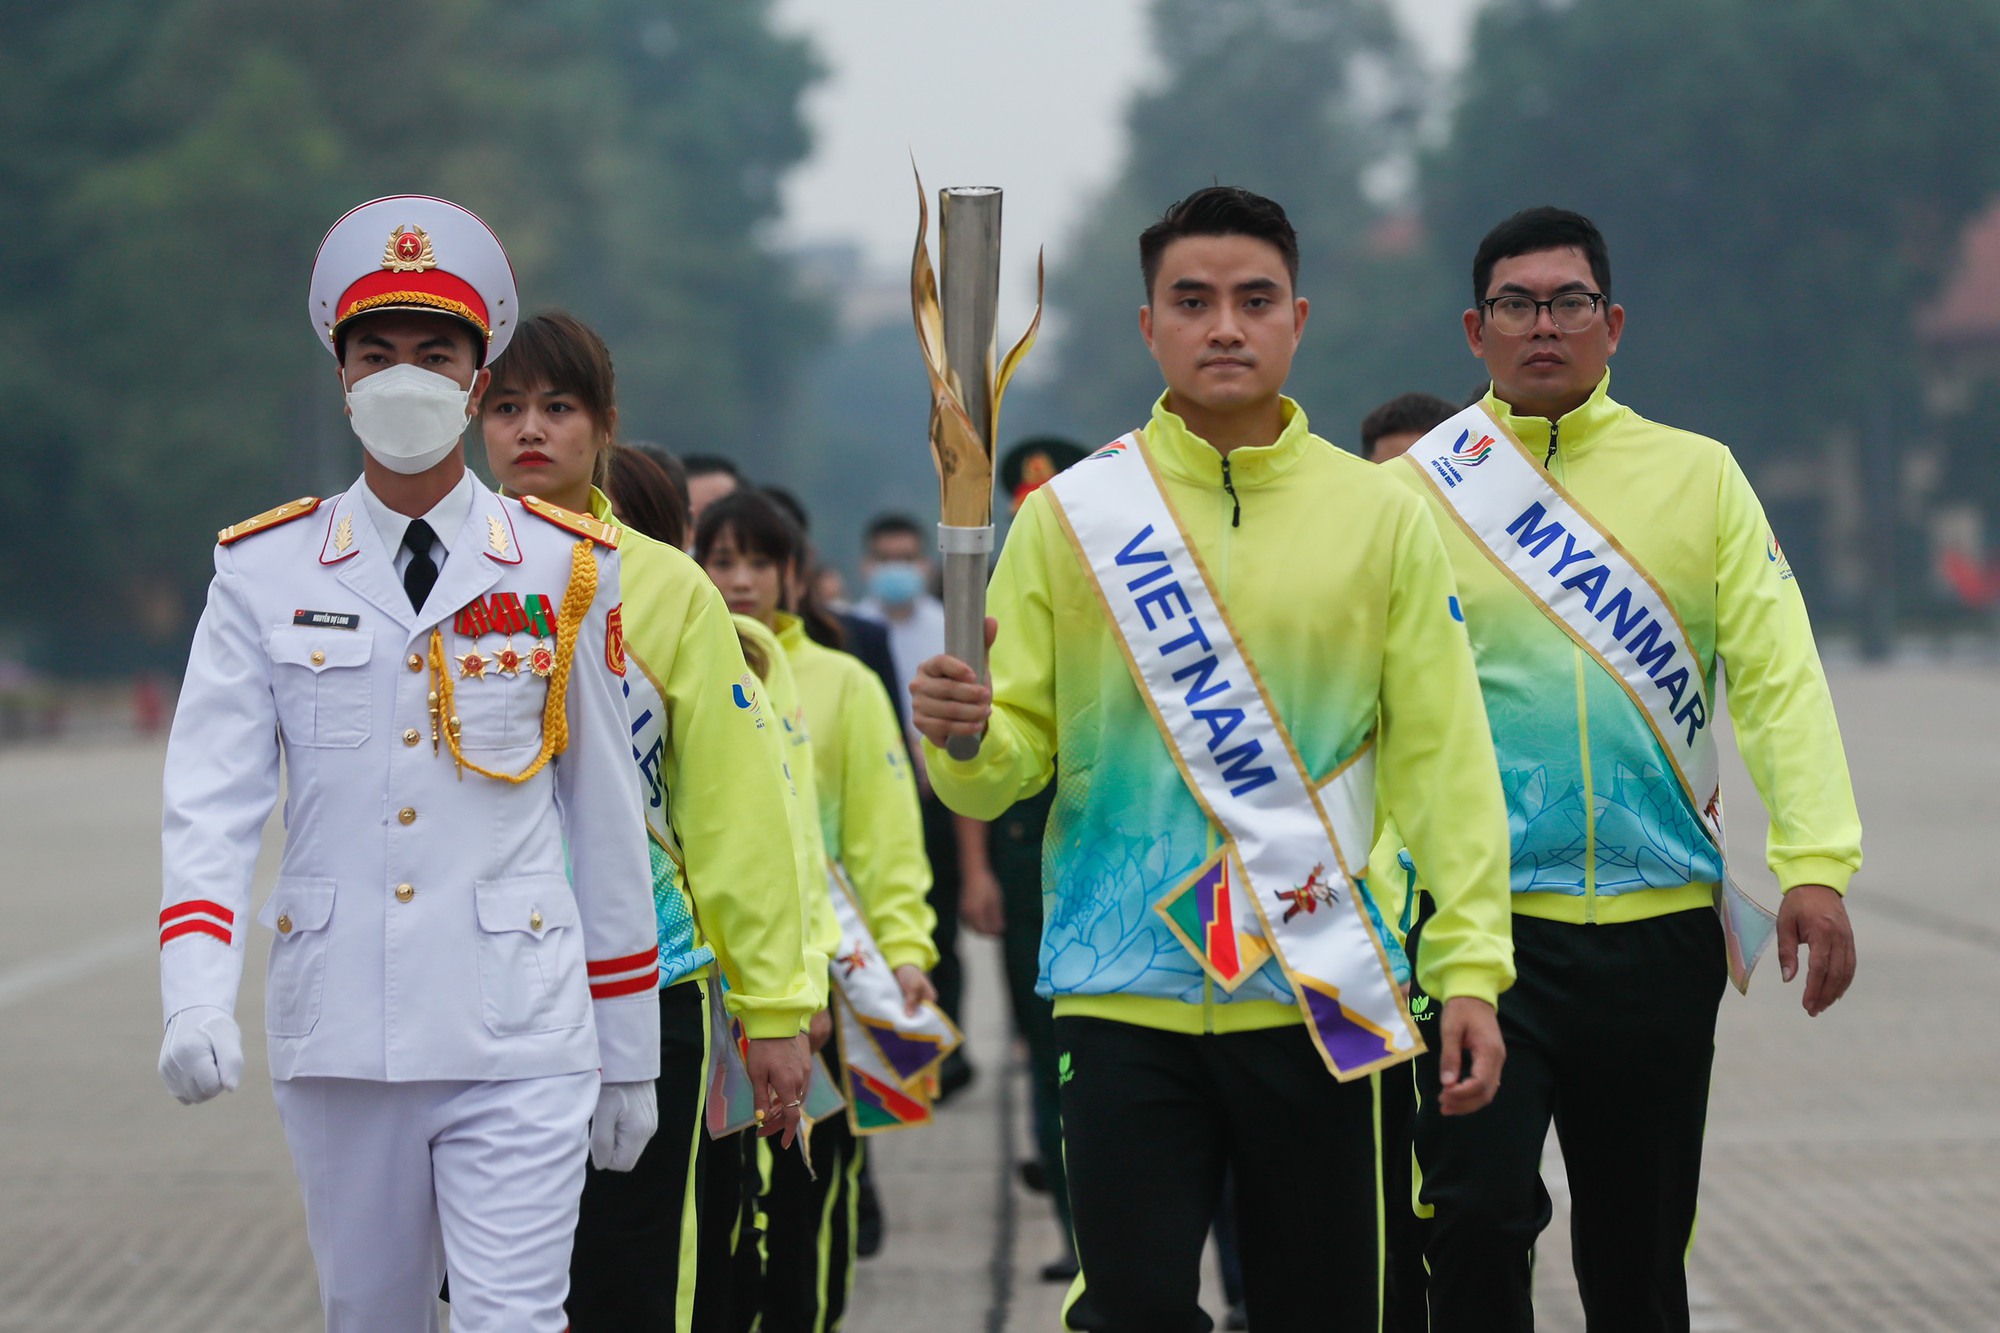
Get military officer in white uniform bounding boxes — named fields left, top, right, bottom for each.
left=157, top=194, right=660, bottom=1332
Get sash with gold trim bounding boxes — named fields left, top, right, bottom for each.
left=1405, top=405, right=1777, bottom=990
left=1044, top=432, right=1419, bottom=1080
left=823, top=862, right=964, bottom=1134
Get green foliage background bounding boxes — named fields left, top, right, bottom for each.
left=0, top=0, right=824, bottom=671
left=10, top=0, right=2000, bottom=673
left=1037, top=0, right=2000, bottom=618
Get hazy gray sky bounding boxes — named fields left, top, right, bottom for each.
left=773, top=0, right=1484, bottom=300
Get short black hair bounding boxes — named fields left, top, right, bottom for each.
left=1472, top=207, right=1611, bottom=304
left=695, top=488, right=800, bottom=569
left=763, top=485, right=810, bottom=534
left=864, top=513, right=923, bottom=549
left=1359, top=393, right=1457, bottom=460
left=1139, top=187, right=1300, bottom=301
left=682, top=453, right=740, bottom=480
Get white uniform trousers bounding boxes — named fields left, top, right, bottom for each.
left=272, top=1071, right=598, bottom=1332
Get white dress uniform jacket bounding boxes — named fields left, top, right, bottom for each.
left=160, top=474, right=661, bottom=1085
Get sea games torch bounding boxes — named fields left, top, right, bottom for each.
left=910, top=168, right=1042, bottom=760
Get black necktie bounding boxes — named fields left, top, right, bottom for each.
left=402, top=519, right=439, bottom=612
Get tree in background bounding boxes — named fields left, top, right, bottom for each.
left=0, top=0, right=823, bottom=672
left=1041, top=0, right=1426, bottom=447
left=1424, top=0, right=2000, bottom=610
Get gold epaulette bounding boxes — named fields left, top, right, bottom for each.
left=218, top=497, right=321, bottom=546
left=520, top=494, right=620, bottom=549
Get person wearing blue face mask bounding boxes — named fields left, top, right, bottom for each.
left=855, top=513, right=982, bottom=1104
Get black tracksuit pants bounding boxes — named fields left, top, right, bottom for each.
left=1410, top=906, right=1726, bottom=1333
left=1377, top=1058, right=1429, bottom=1333
left=568, top=980, right=709, bottom=1330
left=1056, top=1015, right=1382, bottom=1332
left=754, top=1055, right=862, bottom=1333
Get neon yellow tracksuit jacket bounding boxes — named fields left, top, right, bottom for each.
left=1386, top=374, right=1862, bottom=925
left=925, top=394, right=1515, bottom=1027
left=776, top=614, right=939, bottom=973
left=591, top=490, right=814, bottom=1038
left=734, top=612, right=839, bottom=1008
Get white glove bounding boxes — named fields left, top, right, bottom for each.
left=159, top=1005, right=243, bottom=1105
left=589, top=1080, right=658, bottom=1172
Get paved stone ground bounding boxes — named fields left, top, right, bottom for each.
left=1, top=661, right=1994, bottom=1329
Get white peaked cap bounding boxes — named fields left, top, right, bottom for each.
left=308, top=195, right=519, bottom=365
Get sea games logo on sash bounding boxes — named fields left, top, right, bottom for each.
left=1426, top=427, right=1498, bottom=489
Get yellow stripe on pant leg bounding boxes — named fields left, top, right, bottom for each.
left=1372, top=1071, right=1386, bottom=1333
left=1058, top=1122, right=1089, bottom=1330
left=817, top=1136, right=864, bottom=1333
left=673, top=978, right=713, bottom=1333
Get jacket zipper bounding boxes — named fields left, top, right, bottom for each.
left=1547, top=419, right=1599, bottom=920
left=1220, top=457, right=1242, bottom=527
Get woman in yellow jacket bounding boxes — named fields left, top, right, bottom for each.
left=479, top=313, right=816, bottom=1331
left=695, top=486, right=937, bottom=1333
left=602, top=445, right=839, bottom=1333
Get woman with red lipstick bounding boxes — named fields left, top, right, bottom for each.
left=695, top=489, right=938, bottom=1333
left=481, top=313, right=819, bottom=1331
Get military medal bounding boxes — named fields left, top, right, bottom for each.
left=494, top=642, right=523, bottom=677
left=528, top=643, right=555, bottom=678
left=456, top=648, right=489, bottom=679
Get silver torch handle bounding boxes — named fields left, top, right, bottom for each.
left=937, top=187, right=1003, bottom=761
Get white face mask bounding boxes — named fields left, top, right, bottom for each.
left=344, top=363, right=474, bottom=475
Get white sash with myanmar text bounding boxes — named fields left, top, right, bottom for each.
left=1406, top=405, right=1777, bottom=989
left=1045, top=433, right=1418, bottom=1079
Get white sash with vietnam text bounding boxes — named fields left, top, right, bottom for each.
left=1405, top=405, right=1777, bottom=990
left=1045, top=433, right=1418, bottom=1079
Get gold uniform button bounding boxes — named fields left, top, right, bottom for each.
left=310, top=649, right=326, bottom=666
left=529, top=910, right=544, bottom=931
left=403, top=728, right=421, bottom=746
left=407, top=654, right=423, bottom=672
left=395, top=883, right=415, bottom=903
left=398, top=807, right=417, bottom=826
left=276, top=914, right=293, bottom=934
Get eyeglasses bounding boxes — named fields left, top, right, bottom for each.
left=1479, top=291, right=1607, bottom=335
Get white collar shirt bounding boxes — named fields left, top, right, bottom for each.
left=353, top=468, right=476, bottom=578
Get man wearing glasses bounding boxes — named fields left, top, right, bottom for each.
left=1387, top=207, right=1862, bottom=1331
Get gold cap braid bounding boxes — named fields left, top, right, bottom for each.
left=429, top=538, right=597, bottom=783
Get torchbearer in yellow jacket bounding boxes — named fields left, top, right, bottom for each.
left=1390, top=207, right=1862, bottom=1333
left=157, top=196, right=660, bottom=1333
left=912, top=186, right=1515, bottom=1332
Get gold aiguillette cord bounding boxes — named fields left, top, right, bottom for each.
left=426, top=538, right=595, bottom=784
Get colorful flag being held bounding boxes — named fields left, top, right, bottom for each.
left=836, top=998, right=934, bottom=1135
left=824, top=864, right=962, bottom=1090
left=704, top=976, right=846, bottom=1141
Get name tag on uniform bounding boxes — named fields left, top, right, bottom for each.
left=293, top=609, right=361, bottom=630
